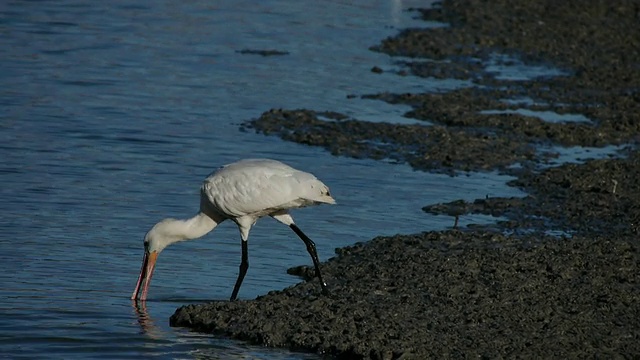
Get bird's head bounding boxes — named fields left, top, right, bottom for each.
left=131, top=219, right=182, bottom=301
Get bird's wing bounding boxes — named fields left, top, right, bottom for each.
left=202, top=161, right=330, bottom=218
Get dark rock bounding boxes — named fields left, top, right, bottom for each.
left=171, top=232, right=639, bottom=358
left=236, top=49, right=290, bottom=56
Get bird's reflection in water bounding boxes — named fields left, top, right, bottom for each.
left=132, top=300, right=166, bottom=340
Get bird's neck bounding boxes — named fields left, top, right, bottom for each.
left=176, top=212, right=218, bottom=241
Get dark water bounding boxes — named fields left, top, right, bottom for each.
left=0, top=0, right=599, bottom=358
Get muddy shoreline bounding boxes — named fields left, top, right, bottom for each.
left=171, top=0, right=639, bottom=358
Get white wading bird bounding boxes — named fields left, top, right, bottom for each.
left=131, top=158, right=335, bottom=301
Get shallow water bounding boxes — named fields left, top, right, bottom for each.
left=480, top=109, right=591, bottom=124
left=484, top=52, right=568, bottom=81
left=0, top=0, right=553, bottom=358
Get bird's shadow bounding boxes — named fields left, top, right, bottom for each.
left=131, top=300, right=167, bottom=340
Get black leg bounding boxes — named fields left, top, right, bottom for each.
left=230, top=240, right=248, bottom=301
left=289, top=224, right=329, bottom=295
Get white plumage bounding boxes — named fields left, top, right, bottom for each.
left=131, top=158, right=335, bottom=302
left=203, top=159, right=335, bottom=220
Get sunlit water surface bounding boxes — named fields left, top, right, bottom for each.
left=0, top=0, right=560, bottom=358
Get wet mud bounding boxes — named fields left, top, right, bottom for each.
left=172, top=232, right=638, bottom=359
left=171, top=0, right=640, bottom=358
